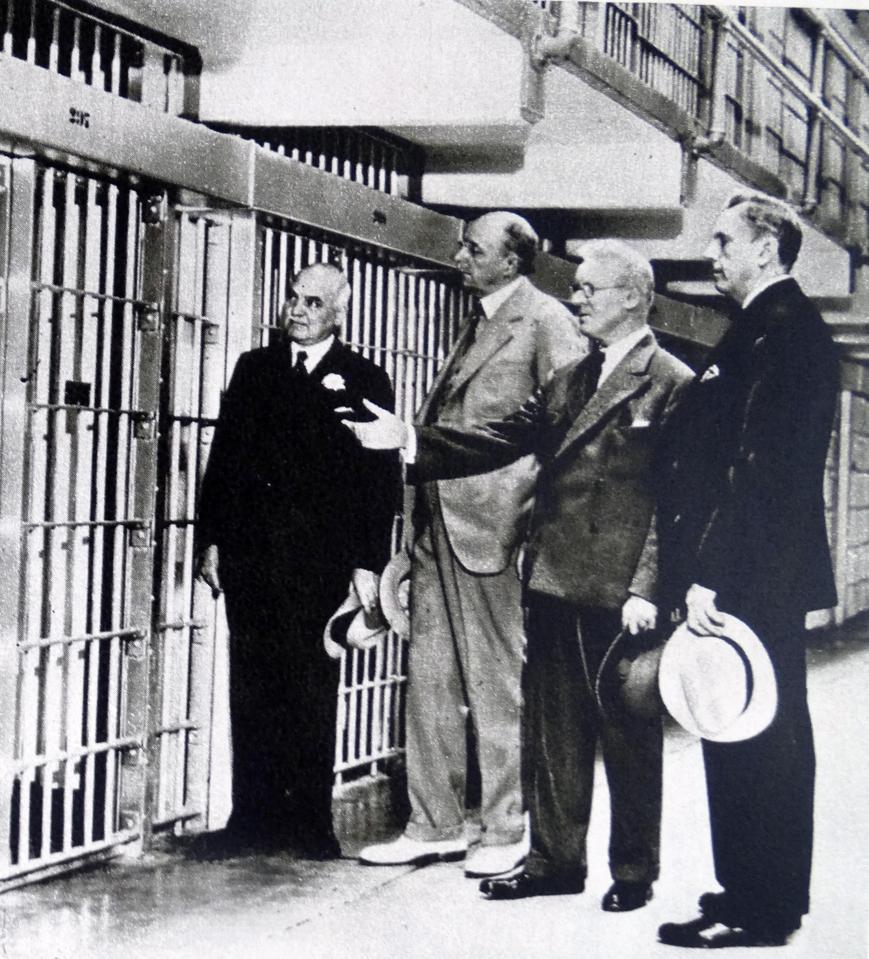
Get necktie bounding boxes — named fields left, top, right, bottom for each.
left=570, top=343, right=605, bottom=412
left=436, top=302, right=482, bottom=409
left=294, top=350, right=308, bottom=375
left=583, top=343, right=605, bottom=399
left=453, top=300, right=482, bottom=365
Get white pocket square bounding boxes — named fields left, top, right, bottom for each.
left=700, top=364, right=720, bottom=382
left=631, top=418, right=652, bottom=428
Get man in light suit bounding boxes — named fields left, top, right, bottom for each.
left=358, top=212, right=582, bottom=877
left=196, top=262, right=399, bottom=858
left=348, top=240, right=692, bottom=909
left=656, top=194, right=839, bottom=948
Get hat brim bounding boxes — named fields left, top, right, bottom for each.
left=659, top=615, right=777, bottom=743
left=595, top=630, right=664, bottom=722
left=323, top=588, right=387, bottom=659
left=379, top=550, right=411, bottom=639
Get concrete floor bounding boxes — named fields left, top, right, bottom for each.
left=2, top=626, right=868, bottom=959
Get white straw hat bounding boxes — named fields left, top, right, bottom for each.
left=658, top=614, right=777, bottom=743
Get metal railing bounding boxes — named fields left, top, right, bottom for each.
left=602, top=3, right=705, bottom=117
left=230, top=128, right=421, bottom=199
left=0, top=0, right=196, bottom=114
left=545, top=2, right=869, bottom=250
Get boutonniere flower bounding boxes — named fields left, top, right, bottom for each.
left=700, top=364, right=720, bottom=383
left=322, top=373, right=346, bottom=392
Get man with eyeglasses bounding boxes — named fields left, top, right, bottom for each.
left=195, top=262, right=399, bottom=859
left=345, top=239, right=692, bottom=909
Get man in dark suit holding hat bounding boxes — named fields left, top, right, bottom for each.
left=656, top=193, right=839, bottom=948
left=196, top=262, right=399, bottom=857
left=346, top=239, right=692, bottom=910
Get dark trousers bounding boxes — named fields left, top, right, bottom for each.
left=523, top=593, right=662, bottom=883
left=702, top=604, right=814, bottom=933
left=221, top=557, right=343, bottom=844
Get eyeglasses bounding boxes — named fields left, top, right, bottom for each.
left=571, top=282, right=626, bottom=300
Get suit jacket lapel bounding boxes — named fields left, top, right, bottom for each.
left=416, top=319, right=477, bottom=425
left=555, top=334, right=656, bottom=458
left=433, top=278, right=537, bottom=404
left=445, top=316, right=514, bottom=397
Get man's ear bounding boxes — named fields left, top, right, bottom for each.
left=756, top=233, right=777, bottom=268
left=622, top=286, right=642, bottom=310
left=503, top=250, right=520, bottom=279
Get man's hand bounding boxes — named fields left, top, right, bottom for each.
left=685, top=583, right=726, bottom=636
left=196, top=544, right=221, bottom=598
left=342, top=400, right=409, bottom=450
left=351, top=568, right=380, bottom=614
left=622, top=595, right=657, bottom=635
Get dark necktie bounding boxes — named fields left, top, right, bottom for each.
left=294, top=349, right=308, bottom=375
left=582, top=343, right=605, bottom=401
left=438, top=302, right=482, bottom=404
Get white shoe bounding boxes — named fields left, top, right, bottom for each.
left=464, top=839, right=528, bottom=878
left=358, top=834, right=467, bottom=866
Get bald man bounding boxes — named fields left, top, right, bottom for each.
left=359, top=212, right=583, bottom=877
left=196, top=263, right=399, bottom=858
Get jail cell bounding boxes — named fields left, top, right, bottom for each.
left=0, top=0, right=193, bottom=114
left=9, top=165, right=157, bottom=878
left=257, top=219, right=466, bottom=781
left=148, top=212, right=233, bottom=834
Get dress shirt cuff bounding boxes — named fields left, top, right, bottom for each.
left=403, top=426, right=418, bottom=464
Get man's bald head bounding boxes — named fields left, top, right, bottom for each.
left=281, top=262, right=351, bottom=346
left=454, top=211, right=539, bottom=296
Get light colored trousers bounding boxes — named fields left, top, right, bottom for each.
left=404, top=500, right=525, bottom=847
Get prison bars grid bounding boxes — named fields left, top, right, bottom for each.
left=544, top=3, right=869, bottom=246
left=0, top=0, right=192, bottom=114
left=601, top=3, right=705, bottom=117
left=146, top=211, right=231, bottom=834
left=236, top=127, right=422, bottom=199
left=8, top=164, right=152, bottom=877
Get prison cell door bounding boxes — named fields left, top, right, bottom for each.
left=148, top=207, right=254, bottom=836
left=0, top=157, right=165, bottom=883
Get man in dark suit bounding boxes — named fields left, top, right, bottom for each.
left=358, top=212, right=581, bottom=878
left=347, top=240, right=692, bottom=909
left=196, top=262, right=399, bottom=858
left=656, top=194, right=839, bottom=948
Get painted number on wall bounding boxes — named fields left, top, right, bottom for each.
left=69, top=108, right=90, bottom=129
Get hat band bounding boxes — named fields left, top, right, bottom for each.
left=716, top=633, right=753, bottom=716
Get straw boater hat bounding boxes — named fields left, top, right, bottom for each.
left=323, top=583, right=389, bottom=659
left=378, top=549, right=411, bottom=640
left=657, top=614, right=778, bottom=743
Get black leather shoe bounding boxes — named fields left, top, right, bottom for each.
left=697, top=893, right=801, bottom=937
left=480, top=870, right=585, bottom=900
left=658, top=916, right=791, bottom=948
left=602, top=880, right=653, bottom=912
left=295, top=832, right=343, bottom=860
left=698, top=891, right=730, bottom=921
left=185, top=828, right=257, bottom=860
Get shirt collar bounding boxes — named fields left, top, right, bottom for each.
left=291, top=334, right=335, bottom=372
left=741, top=274, right=792, bottom=310
left=479, top=276, right=523, bottom=319
left=601, top=325, right=650, bottom=365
